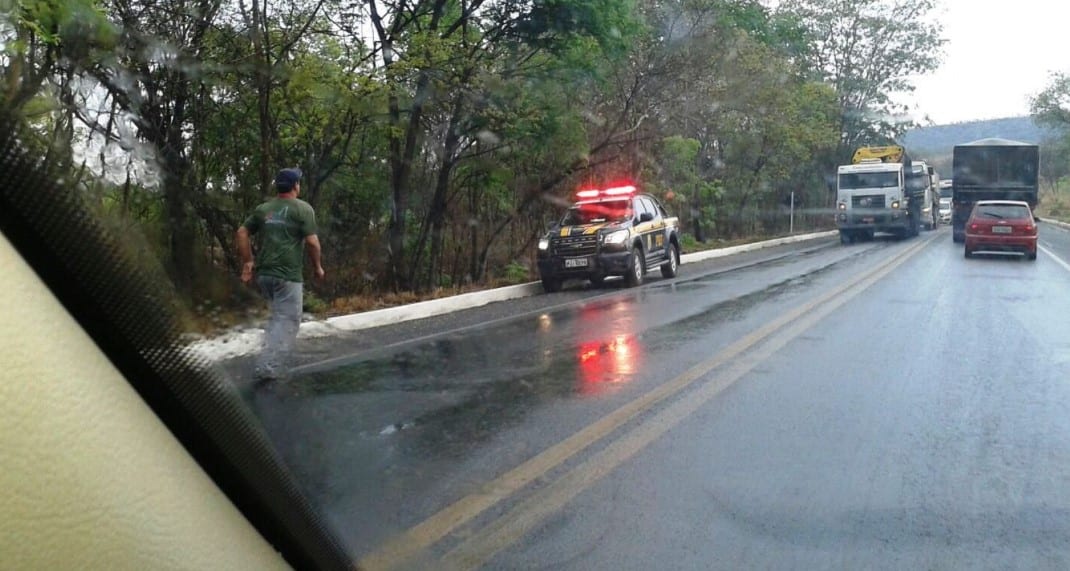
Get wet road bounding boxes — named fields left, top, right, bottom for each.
left=242, top=224, right=1070, bottom=569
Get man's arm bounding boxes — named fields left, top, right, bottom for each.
left=305, top=234, right=325, bottom=280
left=236, top=226, right=255, bottom=283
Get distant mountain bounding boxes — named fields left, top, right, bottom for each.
left=900, top=116, right=1058, bottom=156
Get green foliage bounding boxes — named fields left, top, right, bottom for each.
left=679, top=233, right=701, bottom=251
left=5, top=0, right=934, bottom=327
left=780, top=0, right=946, bottom=152
left=303, top=291, right=328, bottom=315
left=501, top=261, right=530, bottom=284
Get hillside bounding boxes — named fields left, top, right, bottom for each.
left=901, top=116, right=1057, bottom=156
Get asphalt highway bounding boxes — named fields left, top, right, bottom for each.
left=239, top=223, right=1070, bottom=569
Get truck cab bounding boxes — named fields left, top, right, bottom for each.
left=836, top=160, right=913, bottom=243
left=909, top=161, right=940, bottom=231
left=537, top=186, right=681, bottom=292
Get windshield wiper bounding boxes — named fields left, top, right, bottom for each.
left=983, top=212, right=1005, bottom=219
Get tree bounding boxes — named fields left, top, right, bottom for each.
left=1032, top=74, right=1070, bottom=197
left=780, top=0, right=944, bottom=156
left=1032, top=73, right=1070, bottom=132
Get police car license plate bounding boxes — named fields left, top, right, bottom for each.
left=862, top=217, right=874, bottom=223
left=565, top=257, right=589, bottom=268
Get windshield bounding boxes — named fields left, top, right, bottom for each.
left=839, top=172, right=900, bottom=190
left=561, top=200, right=633, bottom=225
left=11, top=0, right=1070, bottom=569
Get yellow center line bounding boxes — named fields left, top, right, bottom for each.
left=358, top=234, right=936, bottom=571
left=442, top=235, right=935, bottom=570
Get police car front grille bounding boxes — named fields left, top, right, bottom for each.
left=852, top=194, right=886, bottom=208
left=552, top=235, right=599, bottom=256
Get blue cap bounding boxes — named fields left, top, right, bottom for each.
left=275, top=167, right=302, bottom=191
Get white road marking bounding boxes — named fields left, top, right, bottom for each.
left=1039, top=244, right=1070, bottom=274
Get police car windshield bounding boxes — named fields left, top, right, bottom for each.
left=562, top=199, right=633, bottom=225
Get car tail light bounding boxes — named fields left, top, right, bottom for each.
left=969, top=223, right=980, bottom=231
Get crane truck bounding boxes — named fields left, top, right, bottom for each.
left=835, top=145, right=927, bottom=244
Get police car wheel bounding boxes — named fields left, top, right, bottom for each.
left=660, top=243, right=679, bottom=278
left=624, top=248, right=644, bottom=288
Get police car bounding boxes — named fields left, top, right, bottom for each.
left=537, top=185, right=681, bottom=292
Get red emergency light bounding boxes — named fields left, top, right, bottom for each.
left=575, top=184, right=637, bottom=200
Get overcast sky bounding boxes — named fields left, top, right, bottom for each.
left=906, top=0, right=1069, bottom=125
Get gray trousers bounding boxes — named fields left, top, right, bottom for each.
left=255, top=275, right=303, bottom=378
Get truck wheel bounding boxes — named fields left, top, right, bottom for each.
left=541, top=276, right=563, bottom=293
left=953, top=232, right=964, bottom=244
left=624, top=247, right=645, bottom=288
left=660, top=242, right=680, bottom=278
left=840, top=230, right=853, bottom=245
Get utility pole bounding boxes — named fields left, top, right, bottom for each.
left=789, top=190, right=795, bottom=234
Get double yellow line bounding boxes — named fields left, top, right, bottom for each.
left=360, top=233, right=937, bottom=571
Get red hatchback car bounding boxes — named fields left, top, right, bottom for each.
left=964, top=200, right=1037, bottom=260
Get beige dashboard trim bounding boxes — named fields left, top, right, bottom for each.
left=0, top=232, right=290, bottom=570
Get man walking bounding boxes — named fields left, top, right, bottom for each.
left=236, top=167, right=324, bottom=380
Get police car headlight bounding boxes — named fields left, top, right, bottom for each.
left=603, top=230, right=630, bottom=244
left=538, top=238, right=550, bottom=251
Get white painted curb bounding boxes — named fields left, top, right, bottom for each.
left=680, top=230, right=837, bottom=264
left=190, top=229, right=837, bottom=361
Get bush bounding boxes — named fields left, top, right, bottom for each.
left=303, top=291, right=329, bottom=314
left=679, top=233, right=701, bottom=252
left=502, top=261, right=529, bottom=284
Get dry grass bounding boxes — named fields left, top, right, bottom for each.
left=1037, top=192, right=1070, bottom=223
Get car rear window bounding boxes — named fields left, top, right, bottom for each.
left=974, top=204, right=1031, bottom=219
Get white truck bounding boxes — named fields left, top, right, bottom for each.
left=909, top=161, right=941, bottom=231
left=835, top=146, right=924, bottom=243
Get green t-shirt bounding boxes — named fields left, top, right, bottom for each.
left=243, top=197, right=317, bottom=283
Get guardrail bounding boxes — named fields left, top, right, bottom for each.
left=191, top=229, right=837, bottom=361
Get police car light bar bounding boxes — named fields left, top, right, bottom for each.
left=576, top=189, right=601, bottom=199
left=603, top=185, right=636, bottom=196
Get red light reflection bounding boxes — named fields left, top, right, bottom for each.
left=576, top=334, right=641, bottom=395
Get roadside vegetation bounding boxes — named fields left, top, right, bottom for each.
left=4, top=0, right=942, bottom=332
